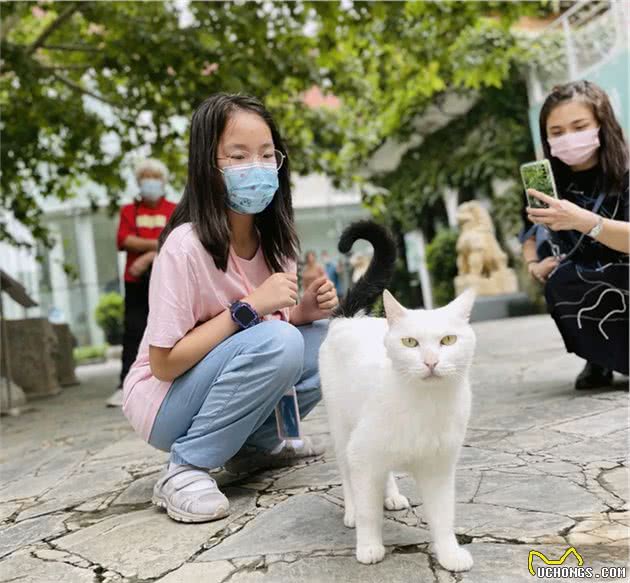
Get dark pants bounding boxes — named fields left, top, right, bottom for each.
left=120, top=279, right=150, bottom=386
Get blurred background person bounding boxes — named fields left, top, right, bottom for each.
left=106, top=158, right=176, bottom=406
left=320, top=250, right=340, bottom=295
left=349, top=251, right=371, bottom=284
left=301, top=250, right=326, bottom=291
left=336, top=256, right=349, bottom=298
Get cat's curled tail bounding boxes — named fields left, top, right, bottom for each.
left=333, top=220, right=398, bottom=318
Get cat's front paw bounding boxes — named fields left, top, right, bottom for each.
left=356, top=543, right=385, bottom=564
left=384, top=493, right=410, bottom=511
left=343, top=510, right=356, bottom=528
left=437, top=546, right=473, bottom=572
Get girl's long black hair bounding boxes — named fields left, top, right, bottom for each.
left=539, top=80, right=629, bottom=196
left=159, top=93, right=299, bottom=272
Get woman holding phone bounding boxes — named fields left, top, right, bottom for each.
left=521, top=80, right=629, bottom=389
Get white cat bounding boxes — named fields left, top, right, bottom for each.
left=319, top=221, right=476, bottom=571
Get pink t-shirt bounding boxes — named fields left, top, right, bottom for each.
left=122, top=223, right=296, bottom=442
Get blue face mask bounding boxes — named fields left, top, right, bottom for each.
left=223, top=163, right=278, bottom=214
left=139, top=178, right=164, bottom=201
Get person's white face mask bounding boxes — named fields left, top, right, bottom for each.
left=139, top=178, right=164, bottom=201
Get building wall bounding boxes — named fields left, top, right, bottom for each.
left=526, top=1, right=629, bottom=155
left=3, top=174, right=368, bottom=347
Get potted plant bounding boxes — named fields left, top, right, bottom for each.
left=95, top=292, right=124, bottom=345
left=426, top=228, right=459, bottom=307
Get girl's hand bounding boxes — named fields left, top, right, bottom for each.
left=129, top=251, right=156, bottom=277
left=245, top=272, right=298, bottom=316
left=294, top=276, right=339, bottom=324
left=528, top=256, right=560, bottom=284
left=526, top=189, right=598, bottom=233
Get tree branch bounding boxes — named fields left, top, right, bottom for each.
left=52, top=72, right=119, bottom=107
left=28, top=3, right=81, bottom=55
left=41, top=43, right=101, bottom=53
left=42, top=64, right=92, bottom=71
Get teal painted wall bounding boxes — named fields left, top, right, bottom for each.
left=528, top=49, right=629, bottom=156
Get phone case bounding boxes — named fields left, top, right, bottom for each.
left=520, top=159, right=559, bottom=208
left=275, top=388, right=302, bottom=441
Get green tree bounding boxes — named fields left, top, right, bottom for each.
left=367, top=73, right=537, bottom=243
left=1, top=1, right=333, bottom=246
left=1, top=1, right=552, bottom=248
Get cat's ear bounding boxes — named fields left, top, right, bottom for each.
left=383, top=289, right=406, bottom=324
left=448, top=288, right=476, bottom=322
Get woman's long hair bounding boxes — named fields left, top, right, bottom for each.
left=159, top=93, right=299, bottom=272
left=539, top=80, right=628, bottom=196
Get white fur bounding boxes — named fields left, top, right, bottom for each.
left=320, top=289, right=476, bottom=571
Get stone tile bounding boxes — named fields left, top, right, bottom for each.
left=0, top=513, right=68, bottom=559
left=470, top=395, right=618, bottom=434
left=476, top=472, right=606, bottom=515
left=546, top=435, right=626, bottom=465
left=458, top=446, right=524, bottom=470
left=0, top=502, right=22, bottom=523
left=17, top=466, right=132, bottom=520
left=34, top=547, right=91, bottom=567
left=54, top=487, right=256, bottom=579
left=199, top=493, right=429, bottom=561
left=113, top=473, right=160, bottom=506
left=455, top=503, right=573, bottom=542
left=227, top=553, right=434, bottom=583
left=0, top=446, right=80, bottom=483
left=457, top=542, right=629, bottom=583
left=273, top=461, right=341, bottom=489
left=600, top=466, right=629, bottom=502
left=524, top=459, right=585, bottom=479
left=86, top=435, right=168, bottom=468
left=0, top=450, right=84, bottom=504
left=568, top=512, right=630, bottom=544
left=552, top=408, right=629, bottom=437
left=74, top=493, right=117, bottom=513
left=396, top=470, right=483, bottom=506
left=157, top=560, right=234, bottom=582
left=0, top=549, right=95, bottom=583
left=481, top=428, right=583, bottom=454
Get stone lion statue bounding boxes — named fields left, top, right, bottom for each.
left=454, top=201, right=518, bottom=296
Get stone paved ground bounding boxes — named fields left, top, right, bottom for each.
left=1, top=315, right=628, bottom=583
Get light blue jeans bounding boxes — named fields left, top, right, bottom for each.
left=148, top=319, right=328, bottom=469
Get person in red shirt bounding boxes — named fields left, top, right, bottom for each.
left=106, top=159, right=177, bottom=406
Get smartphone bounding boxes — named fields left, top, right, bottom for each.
left=275, top=387, right=302, bottom=441
left=520, top=159, right=559, bottom=208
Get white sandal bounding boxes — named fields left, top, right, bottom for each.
left=152, top=465, right=229, bottom=523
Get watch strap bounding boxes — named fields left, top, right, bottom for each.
left=587, top=216, right=604, bottom=239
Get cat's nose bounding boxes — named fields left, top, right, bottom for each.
left=424, top=359, right=439, bottom=371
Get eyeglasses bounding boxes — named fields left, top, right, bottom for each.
left=217, top=149, right=285, bottom=170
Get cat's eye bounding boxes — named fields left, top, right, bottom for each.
left=441, top=335, right=457, bottom=346
left=401, top=337, right=419, bottom=348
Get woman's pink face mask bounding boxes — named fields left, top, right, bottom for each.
left=547, top=127, right=600, bottom=166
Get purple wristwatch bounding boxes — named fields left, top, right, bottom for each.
left=229, top=301, right=261, bottom=330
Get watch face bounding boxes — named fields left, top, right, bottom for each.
left=236, top=305, right=256, bottom=326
